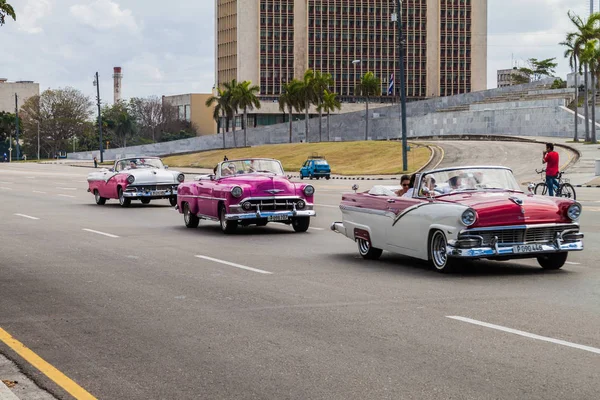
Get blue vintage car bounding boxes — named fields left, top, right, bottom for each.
left=300, top=156, right=331, bottom=180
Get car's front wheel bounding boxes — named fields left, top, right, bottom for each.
left=169, top=196, right=177, bottom=207
left=357, top=238, right=383, bottom=260
left=291, top=217, right=310, bottom=232
left=219, top=204, right=237, bottom=234
left=118, top=187, right=131, bottom=207
left=429, top=230, right=455, bottom=273
left=94, top=190, right=106, bottom=205
left=183, top=202, right=199, bottom=228
left=537, top=252, right=568, bottom=270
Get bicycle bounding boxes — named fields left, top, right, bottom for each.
left=533, top=169, right=576, bottom=200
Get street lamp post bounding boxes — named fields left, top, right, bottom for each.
left=15, top=93, right=20, bottom=161
left=94, top=72, right=104, bottom=163
left=394, top=0, right=409, bottom=171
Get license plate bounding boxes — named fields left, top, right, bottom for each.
left=268, top=215, right=289, bottom=221
left=513, top=244, right=544, bottom=253
left=151, top=190, right=166, bottom=196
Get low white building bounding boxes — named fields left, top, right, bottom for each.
left=0, top=79, right=40, bottom=113
left=566, top=71, right=592, bottom=90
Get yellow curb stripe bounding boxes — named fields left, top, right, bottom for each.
left=0, top=327, right=96, bottom=400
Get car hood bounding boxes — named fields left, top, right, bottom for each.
left=437, top=191, right=573, bottom=227
left=221, top=174, right=297, bottom=197
left=123, top=168, right=180, bottom=184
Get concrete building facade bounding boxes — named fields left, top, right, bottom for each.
left=162, top=94, right=218, bottom=136
left=497, top=68, right=529, bottom=88
left=0, top=79, right=40, bottom=113
left=215, top=0, right=487, bottom=100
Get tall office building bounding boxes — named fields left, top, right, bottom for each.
left=215, top=0, right=487, bottom=100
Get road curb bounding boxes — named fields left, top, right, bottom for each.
left=0, top=381, right=20, bottom=400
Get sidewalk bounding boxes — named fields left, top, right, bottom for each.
left=0, top=354, right=56, bottom=399
left=517, top=136, right=600, bottom=187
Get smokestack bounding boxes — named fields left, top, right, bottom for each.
left=113, top=66, right=123, bottom=103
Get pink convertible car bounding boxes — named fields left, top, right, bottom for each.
left=176, top=158, right=316, bottom=233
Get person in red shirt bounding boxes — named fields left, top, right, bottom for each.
left=542, top=143, right=560, bottom=196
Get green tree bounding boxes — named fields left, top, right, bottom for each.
left=317, top=90, right=341, bottom=142
left=19, top=88, right=93, bottom=159
left=101, top=101, right=136, bottom=148
left=355, top=72, right=381, bottom=140
left=510, top=74, right=530, bottom=85
left=561, top=27, right=583, bottom=142
left=233, top=80, right=261, bottom=147
left=278, top=80, right=302, bottom=143
left=312, top=71, right=334, bottom=142
left=205, top=88, right=232, bottom=149
left=0, top=111, right=20, bottom=157
left=222, top=79, right=241, bottom=147
left=580, top=40, right=600, bottom=144
left=0, top=1, right=16, bottom=26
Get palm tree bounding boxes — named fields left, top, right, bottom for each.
left=233, top=80, right=261, bottom=147
left=0, top=1, right=16, bottom=26
left=222, top=79, right=240, bottom=147
left=561, top=30, right=580, bottom=142
left=355, top=72, right=381, bottom=140
left=312, top=71, right=334, bottom=142
left=279, top=80, right=301, bottom=143
left=317, top=90, right=341, bottom=142
left=581, top=40, right=600, bottom=144
left=205, top=88, right=231, bottom=149
left=295, top=70, right=318, bottom=142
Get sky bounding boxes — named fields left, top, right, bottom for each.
left=0, top=0, right=595, bottom=104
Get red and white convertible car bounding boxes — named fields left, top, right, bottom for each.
left=331, top=166, right=584, bottom=272
left=87, top=157, right=184, bottom=207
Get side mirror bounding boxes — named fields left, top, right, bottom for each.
left=210, top=174, right=216, bottom=181
left=109, top=168, right=115, bottom=172
left=352, top=184, right=359, bottom=192
left=527, top=183, right=535, bottom=195
left=164, top=165, right=169, bottom=169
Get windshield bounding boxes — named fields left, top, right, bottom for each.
left=417, top=167, right=521, bottom=197
left=314, top=160, right=328, bottom=165
left=117, top=158, right=164, bottom=171
left=219, top=159, right=284, bottom=177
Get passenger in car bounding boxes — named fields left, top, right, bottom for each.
left=395, top=174, right=411, bottom=196
left=401, top=174, right=417, bottom=197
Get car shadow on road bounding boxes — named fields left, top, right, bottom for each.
left=327, top=253, right=574, bottom=278
left=81, top=203, right=174, bottom=209
left=168, top=223, right=302, bottom=236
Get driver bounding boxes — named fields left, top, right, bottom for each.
left=129, top=160, right=137, bottom=169
left=222, top=163, right=237, bottom=176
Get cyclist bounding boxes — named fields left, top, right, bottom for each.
left=542, top=143, right=559, bottom=196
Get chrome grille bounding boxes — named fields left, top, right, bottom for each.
left=248, top=198, right=302, bottom=211
left=126, top=184, right=176, bottom=191
left=461, top=224, right=579, bottom=245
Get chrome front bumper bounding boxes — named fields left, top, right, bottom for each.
left=226, top=209, right=316, bottom=221
left=123, top=189, right=177, bottom=198
left=447, top=240, right=584, bottom=258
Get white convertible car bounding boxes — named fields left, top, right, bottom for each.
left=87, top=156, right=184, bottom=207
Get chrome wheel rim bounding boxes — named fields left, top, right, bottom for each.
left=358, top=238, right=370, bottom=255
left=95, top=191, right=100, bottom=203
left=119, top=190, right=124, bottom=205
left=431, top=232, right=447, bottom=269
left=220, top=210, right=227, bottom=230
left=184, top=204, right=190, bottom=225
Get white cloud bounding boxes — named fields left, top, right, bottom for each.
left=16, top=0, right=54, bottom=34
left=70, top=0, right=139, bottom=32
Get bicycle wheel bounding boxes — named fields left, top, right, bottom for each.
left=559, top=183, right=576, bottom=200
left=534, top=183, right=548, bottom=195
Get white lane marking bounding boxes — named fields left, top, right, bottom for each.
left=82, top=228, right=119, bottom=238
left=14, top=213, right=40, bottom=220
left=565, top=261, right=581, bottom=265
left=447, top=316, right=600, bottom=355
left=309, top=227, right=325, bottom=231
left=57, top=187, right=77, bottom=191
left=57, top=194, right=76, bottom=198
left=0, top=181, right=13, bottom=184
left=0, top=187, right=12, bottom=190
left=315, top=204, right=339, bottom=208
left=195, top=255, right=272, bottom=275
left=26, top=176, right=36, bottom=179
left=33, top=190, right=47, bottom=194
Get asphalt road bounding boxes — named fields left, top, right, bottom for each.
left=0, top=144, right=599, bottom=400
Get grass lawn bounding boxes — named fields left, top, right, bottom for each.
left=163, top=141, right=431, bottom=175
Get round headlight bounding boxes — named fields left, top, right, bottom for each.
left=567, top=203, right=581, bottom=221
left=460, top=208, right=477, bottom=226
left=242, top=201, right=252, bottom=211
left=177, top=173, right=185, bottom=183
left=303, top=185, right=315, bottom=196
left=296, top=200, right=306, bottom=210
left=231, top=186, right=243, bottom=198
left=126, top=175, right=135, bottom=184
